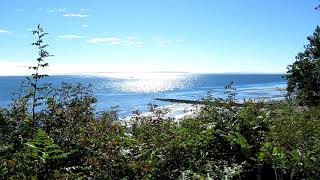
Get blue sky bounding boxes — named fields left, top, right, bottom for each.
left=0, top=0, right=320, bottom=75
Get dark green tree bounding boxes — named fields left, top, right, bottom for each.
left=286, top=26, right=320, bottom=106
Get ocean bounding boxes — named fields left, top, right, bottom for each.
left=0, top=73, right=287, bottom=116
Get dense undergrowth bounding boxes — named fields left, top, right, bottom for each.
left=0, top=82, right=320, bottom=179
left=1, top=23, right=320, bottom=179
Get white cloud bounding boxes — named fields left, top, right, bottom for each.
left=63, top=13, right=88, bottom=17
left=88, top=37, right=121, bottom=44
left=48, top=8, right=66, bottom=13
left=80, top=8, right=88, bottom=11
left=0, top=59, right=286, bottom=76
left=159, top=39, right=184, bottom=47
left=0, top=61, right=31, bottom=76
left=88, top=37, right=143, bottom=47
left=58, top=8, right=66, bottom=12
left=0, top=29, right=9, bottom=33
left=0, top=61, right=184, bottom=76
left=82, top=24, right=89, bottom=28
left=58, top=35, right=84, bottom=39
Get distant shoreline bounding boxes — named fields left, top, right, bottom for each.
left=155, top=96, right=285, bottom=106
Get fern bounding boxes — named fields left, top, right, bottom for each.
left=22, top=129, right=78, bottom=178
left=28, top=24, right=53, bottom=138
left=26, top=129, right=67, bottom=162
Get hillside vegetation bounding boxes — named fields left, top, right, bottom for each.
left=1, top=25, right=320, bottom=179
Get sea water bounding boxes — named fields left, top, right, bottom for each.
left=0, top=73, right=286, bottom=116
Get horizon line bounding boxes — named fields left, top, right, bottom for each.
left=0, top=71, right=286, bottom=77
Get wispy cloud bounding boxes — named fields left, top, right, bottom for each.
left=88, top=37, right=121, bottom=44
left=82, top=24, right=89, bottom=28
left=88, top=37, right=143, bottom=47
left=63, top=13, right=88, bottom=17
left=58, top=35, right=84, bottom=39
left=57, top=8, right=66, bottom=12
left=0, top=60, right=30, bottom=76
left=48, top=8, right=66, bottom=13
left=0, top=29, right=9, bottom=33
left=158, top=39, right=184, bottom=47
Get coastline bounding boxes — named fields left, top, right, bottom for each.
left=121, top=94, right=287, bottom=124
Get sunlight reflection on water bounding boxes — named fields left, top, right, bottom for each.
left=0, top=74, right=286, bottom=115
left=107, top=73, right=194, bottom=93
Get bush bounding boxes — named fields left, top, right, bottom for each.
left=2, top=25, right=320, bottom=179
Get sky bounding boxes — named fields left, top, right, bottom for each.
left=0, top=0, right=320, bottom=75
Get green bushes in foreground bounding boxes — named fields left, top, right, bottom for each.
left=0, top=83, right=320, bottom=179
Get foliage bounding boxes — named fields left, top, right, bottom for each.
left=29, top=25, right=52, bottom=136
left=0, top=129, right=74, bottom=179
left=1, top=25, right=320, bottom=179
left=2, top=80, right=320, bottom=180
left=286, top=26, right=320, bottom=106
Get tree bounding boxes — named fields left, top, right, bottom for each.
left=286, top=26, right=320, bottom=106
left=27, top=24, right=53, bottom=137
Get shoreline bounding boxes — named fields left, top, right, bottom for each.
left=122, top=96, right=287, bottom=124
left=155, top=96, right=285, bottom=106
left=121, top=103, right=202, bottom=123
